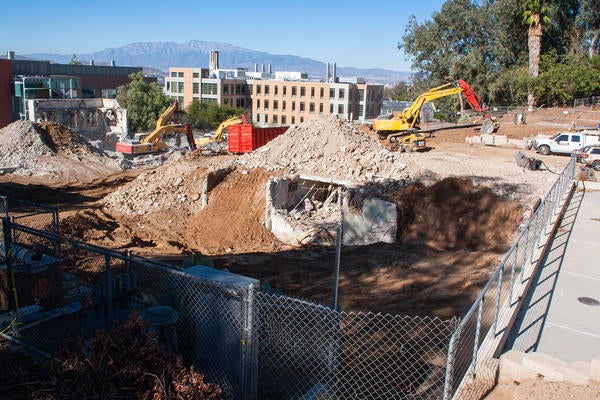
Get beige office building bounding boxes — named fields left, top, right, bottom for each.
left=164, top=51, right=383, bottom=125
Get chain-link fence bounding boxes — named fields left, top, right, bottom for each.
left=443, top=156, right=577, bottom=400
left=1, top=201, right=460, bottom=400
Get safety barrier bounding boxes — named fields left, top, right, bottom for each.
left=443, top=156, right=577, bottom=400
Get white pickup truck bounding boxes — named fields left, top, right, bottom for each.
left=532, top=130, right=600, bottom=155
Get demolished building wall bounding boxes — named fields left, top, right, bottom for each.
left=266, top=175, right=398, bottom=246
left=26, top=98, right=128, bottom=149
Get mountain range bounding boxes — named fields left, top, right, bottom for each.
left=23, top=40, right=410, bottom=85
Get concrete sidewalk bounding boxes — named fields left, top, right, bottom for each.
left=505, top=180, right=600, bottom=363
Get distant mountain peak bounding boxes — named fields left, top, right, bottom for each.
left=23, top=40, right=410, bottom=84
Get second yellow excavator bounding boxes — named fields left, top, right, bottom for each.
left=196, top=114, right=249, bottom=146
left=374, top=80, right=496, bottom=152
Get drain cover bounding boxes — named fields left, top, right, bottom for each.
left=577, top=297, right=600, bottom=306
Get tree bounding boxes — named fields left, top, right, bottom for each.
left=578, top=0, right=600, bottom=56
left=185, top=100, right=244, bottom=130
left=116, top=72, right=171, bottom=133
left=523, top=0, right=553, bottom=110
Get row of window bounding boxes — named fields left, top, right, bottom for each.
left=253, top=84, right=345, bottom=99
left=256, top=99, right=344, bottom=114
left=255, top=114, right=304, bottom=125
left=170, top=71, right=200, bottom=78
left=168, top=81, right=246, bottom=96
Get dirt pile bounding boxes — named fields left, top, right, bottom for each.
left=235, top=115, right=415, bottom=182
left=390, top=177, right=521, bottom=251
left=185, top=169, right=282, bottom=254
left=0, top=120, right=121, bottom=180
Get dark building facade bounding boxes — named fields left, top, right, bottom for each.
left=0, top=54, right=151, bottom=127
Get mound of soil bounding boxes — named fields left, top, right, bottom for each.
left=185, top=168, right=283, bottom=255
left=392, top=177, right=521, bottom=251
left=0, top=120, right=121, bottom=181
left=236, top=115, right=415, bottom=182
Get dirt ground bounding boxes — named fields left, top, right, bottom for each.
left=1, top=108, right=597, bottom=399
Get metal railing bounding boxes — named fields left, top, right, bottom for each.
left=443, top=156, right=577, bottom=400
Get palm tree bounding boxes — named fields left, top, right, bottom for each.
left=523, top=0, right=552, bottom=110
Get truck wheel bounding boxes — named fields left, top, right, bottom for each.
left=405, top=144, right=414, bottom=153
left=398, top=144, right=405, bottom=153
left=538, top=145, right=550, bottom=156
left=593, top=161, right=600, bottom=171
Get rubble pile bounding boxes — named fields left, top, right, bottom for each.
left=102, top=157, right=231, bottom=217
left=0, top=120, right=120, bottom=179
left=236, top=115, right=416, bottom=182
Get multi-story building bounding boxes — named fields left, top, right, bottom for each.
left=0, top=51, right=148, bottom=127
left=164, top=51, right=384, bottom=126
left=164, top=67, right=251, bottom=111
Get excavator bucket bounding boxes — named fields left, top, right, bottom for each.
left=480, top=118, right=496, bottom=135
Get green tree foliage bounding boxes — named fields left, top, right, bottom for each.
left=116, top=72, right=171, bottom=133
left=401, top=0, right=600, bottom=108
left=185, top=100, right=244, bottom=130
left=385, top=81, right=416, bottom=101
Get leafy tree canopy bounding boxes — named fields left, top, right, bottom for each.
left=116, top=72, right=171, bottom=133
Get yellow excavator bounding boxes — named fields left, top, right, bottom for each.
left=196, top=114, right=249, bottom=146
left=116, top=100, right=197, bottom=155
left=374, top=80, right=496, bottom=152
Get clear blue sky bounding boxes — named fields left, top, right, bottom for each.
left=1, top=0, right=446, bottom=72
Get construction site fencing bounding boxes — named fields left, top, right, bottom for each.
left=1, top=203, right=460, bottom=400
left=443, top=156, right=577, bottom=400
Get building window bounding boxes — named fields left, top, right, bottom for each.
left=265, top=115, right=268, bottom=124
left=358, top=89, right=365, bottom=99
left=282, top=101, right=286, bottom=111
left=256, top=85, right=261, bottom=94
left=292, top=101, right=296, bottom=111
left=274, top=86, right=278, bottom=96
left=292, top=86, right=297, bottom=97
left=273, top=100, right=278, bottom=110
left=203, top=83, right=218, bottom=95
left=193, top=82, right=199, bottom=94
left=273, top=115, right=278, bottom=124
left=300, top=102, right=305, bottom=112
left=178, top=72, right=184, bottom=78
left=177, top=82, right=184, bottom=93
left=282, top=115, right=286, bottom=124
left=309, top=102, right=315, bottom=114
left=223, top=84, right=229, bottom=95
left=264, top=85, right=270, bottom=95
left=264, top=100, right=269, bottom=109
left=338, top=104, right=344, bottom=114
left=330, top=88, right=335, bottom=98
left=255, top=113, right=260, bottom=123
left=319, top=103, right=324, bottom=114
left=320, top=87, right=324, bottom=98
left=193, top=72, right=199, bottom=78
left=283, top=86, right=287, bottom=97
left=339, top=88, right=345, bottom=99
left=300, top=87, right=306, bottom=98
left=310, top=87, right=315, bottom=98
left=291, top=116, right=295, bottom=124
left=330, top=104, right=334, bottom=113
left=166, top=82, right=170, bottom=91
left=201, top=97, right=217, bottom=103
left=248, top=84, right=253, bottom=95
left=171, top=71, right=177, bottom=77
left=257, top=99, right=261, bottom=109
left=300, top=117, right=304, bottom=123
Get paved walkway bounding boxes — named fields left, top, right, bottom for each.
left=505, top=180, right=600, bottom=363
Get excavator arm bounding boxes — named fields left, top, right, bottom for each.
left=374, top=80, right=495, bottom=136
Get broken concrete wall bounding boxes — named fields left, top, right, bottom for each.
left=265, top=175, right=398, bottom=246
left=26, top=98, right=128, bottom=150
left=342, top=196, right=397, bottom=245
left=202, top=167, right=233, bottom=209
left=466, top=134, right=530, bottom=149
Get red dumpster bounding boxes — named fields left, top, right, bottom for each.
left=227, top=124, right=288, bottom=153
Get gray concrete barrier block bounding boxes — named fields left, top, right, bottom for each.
left=564, top=361, right=591, bottom=385
left=522, top=352, right=568, bottom=382
left=499, top=350, right=539, bottom=384
left=591, top=356, right=600, bottom=383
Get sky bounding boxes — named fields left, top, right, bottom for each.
left=1, top=0, right=446, bottom=72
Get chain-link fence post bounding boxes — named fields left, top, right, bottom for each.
left=2, top=217, right=16, bottom=312
left=105, top=254, right=113, bottom=319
